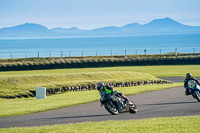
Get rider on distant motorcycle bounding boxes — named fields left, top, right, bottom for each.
left=97, top=82, right=130, bottom=105
left=184, top=73, right=200, bottom=95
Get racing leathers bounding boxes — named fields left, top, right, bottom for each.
left=97, top=84, right=130, bottom=104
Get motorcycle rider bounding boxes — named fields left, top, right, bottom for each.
left=97, top=82, right=130, bottom=105
left=184, top=73, right=200, bottom=95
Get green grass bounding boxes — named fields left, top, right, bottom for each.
left=0, top=71, right=159, bottom=97
left=0, top=83, right=182, bottom=117
left=1, top=65, right=199, bottom=98
left=0, top=65, right=199, bottom=77
left=0, top=115, right=199, bottom=133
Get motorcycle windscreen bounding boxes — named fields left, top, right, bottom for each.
left=188, top=80, right=196, bottom=89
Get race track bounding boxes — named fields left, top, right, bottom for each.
left=0, top=77, right=200, bottom=128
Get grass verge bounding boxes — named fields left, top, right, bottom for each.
left=0, top=65, right=199, bottom=77
left=0, top=115, right=199, bottom=133
left=1, top=65, right=199, bottom=97
left=0, top=83, right=182, bottom=117
left=0, top=71, right=159, bottom=97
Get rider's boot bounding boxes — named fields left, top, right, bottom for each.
left=185, top=89, right=191, bottom=96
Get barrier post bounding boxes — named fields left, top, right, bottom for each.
left=144, top=49, right=147, bottom=56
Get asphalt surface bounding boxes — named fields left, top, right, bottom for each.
left=0, top=77, right=200, bottom=128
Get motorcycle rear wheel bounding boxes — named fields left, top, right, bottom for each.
left=104, top=101, right=118, bottom=115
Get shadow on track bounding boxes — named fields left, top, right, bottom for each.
left=42, top=114, right=111, bottom=120
left=140, top=101, right=197, bottom=106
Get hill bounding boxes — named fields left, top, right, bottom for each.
left=0, top=18, right=199, bottom=37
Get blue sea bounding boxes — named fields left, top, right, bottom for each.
left=0, top=34, right=200, bottom=59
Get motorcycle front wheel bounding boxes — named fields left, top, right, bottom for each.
left=194, top=91, right=200, bottom=102
left=104, top=101, right=119, bottom=115
left=129, top=101, right=137, bottom=113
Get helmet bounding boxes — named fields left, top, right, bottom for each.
left=97, top=82, right=104, bottom=92
left=186, top=73, right=192, bottom=79
left=97, top=82, right=104, bottom=88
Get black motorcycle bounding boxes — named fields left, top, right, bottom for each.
left=99, top=91, right=137, bottom=115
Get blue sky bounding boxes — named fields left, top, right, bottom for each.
left=0, top=0, right=200, bottom=29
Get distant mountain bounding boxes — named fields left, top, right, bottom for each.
left=122, top=23, right=141, bottom=28
left=4, top=23, right=49, bottom=31
left=0, top=18, right=200, bottom=37
left=51, top=27, right=83, bottom=33
left=85, top=18, right=200, bottom=35
left=121, top=17, right=200, bottom=35
left=89, top=26, right=122, bottom=35
left=0, top=23, right=57, bottom=37
left=143, top=17, right=186, bottom=28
